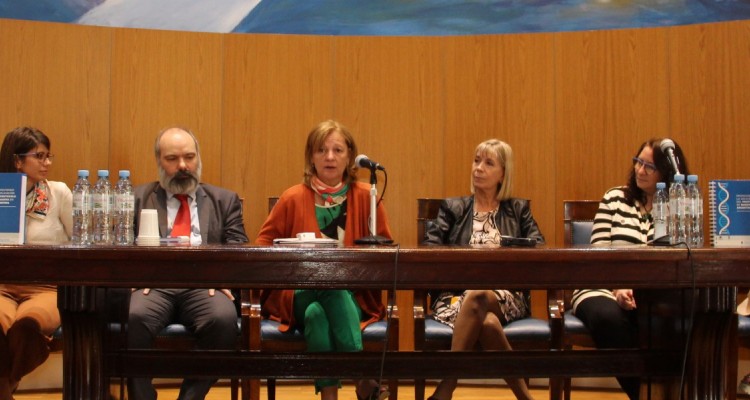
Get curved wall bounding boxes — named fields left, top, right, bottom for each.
left=2, top=18, right=749, bottom=351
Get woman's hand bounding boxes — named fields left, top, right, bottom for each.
left=613, top=289, right=636, bottom=310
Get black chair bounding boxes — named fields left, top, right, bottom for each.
left=413, top=198, right=558, bottom=400
left=242, top=197, right=400, bottom=400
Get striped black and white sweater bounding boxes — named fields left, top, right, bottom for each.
left=571, top=186, right=653, bottom=313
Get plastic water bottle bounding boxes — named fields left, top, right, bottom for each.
left=114, top=170, right=135, bottom=245
left=93, top=170, right=113, bottom=245
left=669, top=174, right=687, bottom=245
left=686, top=175, right=704, bottom=247
left=652, top=182, right=669, bottom=241
left=71, top=170, right=92, bottom=245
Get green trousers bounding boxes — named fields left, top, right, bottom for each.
left=293, top=289, right=363, bottom=392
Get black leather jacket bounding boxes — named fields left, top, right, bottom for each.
left=423, top=196, right=545, bottom=245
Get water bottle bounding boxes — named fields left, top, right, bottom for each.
left=652, top=182, right=669, bottom=241
left=114, top=170, right=135, bottom=245
left=93, top=170, right=113, bottom=244
left=71, top=170, right=92, bottom=245
left=669, top=174, right=687, bottom=245
left=686, top=175, right=704, bottom=247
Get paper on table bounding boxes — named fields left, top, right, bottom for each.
left=272, top=237, right=339, bottom=245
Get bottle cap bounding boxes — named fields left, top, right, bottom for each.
left=77, top=170, right=89, bottom=177
left=673, top=174, right=685, bottom=182
left=97, top=169, right=109, bottom=178
left=687, top=174, right=698, bottom=183
left=119, top=170, right=130, bottom=178
left=656, top=182, right=666, bottom=189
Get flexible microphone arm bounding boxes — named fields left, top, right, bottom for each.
left=659, top=139, right=681, bottom=176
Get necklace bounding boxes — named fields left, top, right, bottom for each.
left=639, top=198, right=653, bottom=223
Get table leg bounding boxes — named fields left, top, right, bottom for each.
left=58, top=286, right=108, bottom=400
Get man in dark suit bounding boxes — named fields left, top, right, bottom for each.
left=129, top=126, right=248, bottom=400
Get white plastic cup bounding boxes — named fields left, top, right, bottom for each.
left=136, top=209, right=160, bottom=246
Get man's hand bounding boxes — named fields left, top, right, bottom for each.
left=208, top=289, right=235, bottom=300
left=614, top=289, right=636, bottom=310
left=131, top=288, right=151, bottom=295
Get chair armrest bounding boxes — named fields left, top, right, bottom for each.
left=547, top=289, right=565, bottom=350
left=240, top=288, right=262, bottom=351
left=413, top=289, right=429, bottom=350
left=385, top=289, right=400, bottom=351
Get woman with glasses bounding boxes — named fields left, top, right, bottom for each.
left=0, top=126, right=72, bottom=398
left=571, top=138, right=689, bottom=400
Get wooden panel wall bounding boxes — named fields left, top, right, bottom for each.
left=553, top=27, right=671, bottom=244
left=109, top=28, right=224, bottom=186
left=1, top=18, right=749, bottom=350
left=222, top=33, right=335, bottom=236
left=0, top=19, right=111, bottom=184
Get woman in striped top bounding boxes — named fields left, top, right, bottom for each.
left=571, top=138, right=689, bottom=400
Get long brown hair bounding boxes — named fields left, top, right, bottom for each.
left=624, top=138, right=690, bottom=205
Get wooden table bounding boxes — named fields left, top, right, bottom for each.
left=1, top=244, right=747, bottom=400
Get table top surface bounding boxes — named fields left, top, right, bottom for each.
left=2, top=244, right=748, bottom=288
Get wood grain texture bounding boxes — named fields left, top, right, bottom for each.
left=0, top=19, right=111, bottom=187
left=668, top=21, right=750, bottom=209
left=222, top=33, right=335, bottom=239
left=109, top=27, right=224, bottom=187
left=332, top=35, right=445, bottom=350
left=554, top=27, right=670, bottom=245
left=333, top=35, right=445, bottom=248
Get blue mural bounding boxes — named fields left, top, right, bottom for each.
left=1, top=0, right=750, bottom=35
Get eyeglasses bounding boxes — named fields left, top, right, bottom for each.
left=16, top=151, right=54, bottom=162
left=632, top=157, right=657, bottom=175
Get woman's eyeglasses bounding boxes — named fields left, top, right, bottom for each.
left=632, top=157, right=657, bottom=175
left=16, top=152, right=54, bottom=162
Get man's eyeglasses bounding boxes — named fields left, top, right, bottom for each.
left=632, top=157, right=657, bottom=175
left=16, top=152, right=54, bottom=162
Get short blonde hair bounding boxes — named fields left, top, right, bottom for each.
left=470, top=139, right=514, bottom=201
left=303, top=120, right=358, bottom=186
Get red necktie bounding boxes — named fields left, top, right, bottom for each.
left=171, top=194, right=191, bottom=237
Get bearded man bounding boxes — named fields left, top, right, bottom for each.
left=128, top=126, right=248, bottom=400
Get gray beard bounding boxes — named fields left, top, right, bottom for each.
left=159, top=164, right=201, bottom=195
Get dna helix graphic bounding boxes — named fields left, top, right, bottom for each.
left=717, top=182, right=730, bottom=235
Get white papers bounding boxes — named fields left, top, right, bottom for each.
left=272, top=237, right=339, bottom=246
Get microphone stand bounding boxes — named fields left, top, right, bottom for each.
left=354, top=168, right=393, bottom=245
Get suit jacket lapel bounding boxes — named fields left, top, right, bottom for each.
left=196, top=185, right=210, bottom=244
left=148, top=184, right=169, bottom=238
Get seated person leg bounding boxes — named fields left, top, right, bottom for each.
left=6, top=286, right=59, bottom=392
left=176, top=288, right=238, bottom=400
left=128, top=288, right=178, bottom=400
left=316, top=290, right=363, bottom=352
left=575, top=295, right=639, bottom=400
left=295, top=290, right=340, bottom=394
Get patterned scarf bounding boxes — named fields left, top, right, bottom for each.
left=26, top=180, right=50, bottom=220
left=310, top=176, right=348, bottom=205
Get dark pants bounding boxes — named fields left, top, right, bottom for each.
left=575, top=295, right=640, bottom=400
left=127, top=289, right=237, bottom=400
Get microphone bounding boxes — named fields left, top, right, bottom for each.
left=659, top=139, right=681, bottom=175
left=355, top=154, right=385, bottom=171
